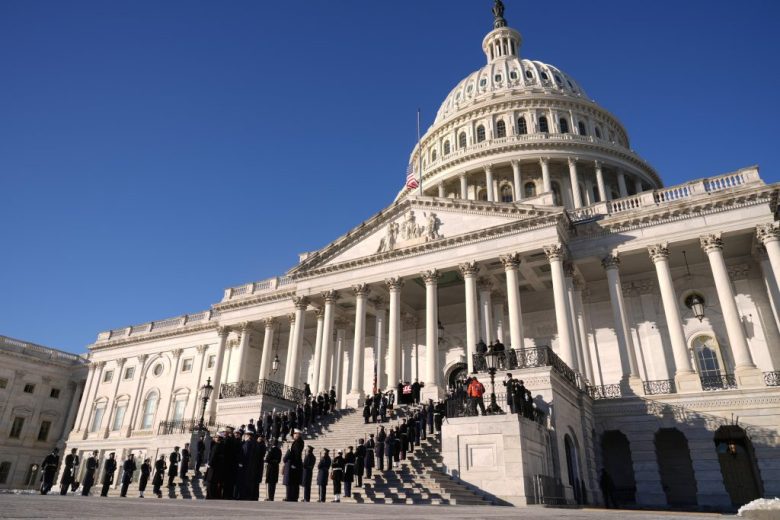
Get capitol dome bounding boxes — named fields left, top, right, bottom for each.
left=397, top=1, right=661, bottom=208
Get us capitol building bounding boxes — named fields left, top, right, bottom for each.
left=6, top=0, right=778, bottom=510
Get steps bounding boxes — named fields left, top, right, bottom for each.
left=93, top=406, right=494, bottom=506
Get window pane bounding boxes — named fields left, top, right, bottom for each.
left=90, top=406, right=105, bottom=433
left=23, top=384, right=35, bottom=394
left=112, top=405, right=127, bottom=431
left=0, top=462, right=11, bottom=484
left=37, top=421, right=51, bottom=441
left=173, top=400, right=186, bottom=422
left=10, top=417, right=25, bottom=438
left=50, top=388, right=60, bottom=399
left=142, top=394, right=158, bottom=429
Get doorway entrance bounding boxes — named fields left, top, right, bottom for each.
left=655, top=428, right=698, bottom=507
left=714, top=425, right=762, bottom=507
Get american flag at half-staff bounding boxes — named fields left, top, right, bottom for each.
left=405, top=162, right=418, bottom=190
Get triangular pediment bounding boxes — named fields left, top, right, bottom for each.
left=289, top=197, right=562, bottom=277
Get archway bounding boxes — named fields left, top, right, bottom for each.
left=564, top=433, right=584, bottom=504
left=445, top=362, right=467, bottom=391
left=601, top=430, right=636, bottom=505
left=714, top=425, right=762, bottom=507
left=655, top=428, right=697, bottom=507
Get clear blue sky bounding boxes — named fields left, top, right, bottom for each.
left=1, top=1, right=778, bottom=354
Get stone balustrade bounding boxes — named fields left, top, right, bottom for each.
left=0, top=335, right=85, bottom=364
left=97, top=309, right=218, bottom=342
left=221, top=275, right=296, bottom=301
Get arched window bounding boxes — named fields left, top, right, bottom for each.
left=552, top=181, right=562, bottom=206
left=692, top=334, right=725, bottom=382
left=443, top=140, right=451, bottom=155
left=595, top=126, right=602, bottom=139
left=559, top=118, right=569, bottom=134
left=431, top=149, right=437, bottom=162
left=90, top=401, right=106, bottom=433
left=476, top=125, right=486, bottom=143
left=538, top=116, right=549, bottom=133
left=524, top=182, right=536, bottom=198
left=500, top=185, right=513, bottom=202
left=141, top=391, right=158, bottom=430
left=578, top=121, right=587, bottom=135
left=477, top=189, right=488, bottom=201
left=458, top=132, right=467, bottom=149
left=496, top=120, right=506, bottom=138
left=517, top=117, right=528, bottom=135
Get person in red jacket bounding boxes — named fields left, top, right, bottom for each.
left=467, top=377, right=486, bottom=416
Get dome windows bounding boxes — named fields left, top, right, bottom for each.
left=479, top=78, right=487, bottom=87
left=443, top=140, right=451, bottom=155
left=458, top=132, right=467, bottom=149
left=496, top=120, right=506, bottom=138
left=431, top=149, right=438, bottom=162
left=559, top=118, right=569, bottom=134
left=524, top=182, right=537, bottom=198
left=595, top=126, right=602, bottom=139
left=510, top=70, right=518, bottom=80
left=525, top=70, right=533, bottom=79
left=578, top=121, right=587, bottom=136
left=476, top=125, right=486, bottom=143
left=540, top=71, right=549, bottom=81
left=567, top=79, right=574, bottom=88
left=517, top=116, right=528, bottom=135
left=538, top=116, right=549, bottom=133
left=466, top=84, right=473, bottom=94
left=500, top=185, right=513, bottom=202
left=554, top=75, right=562, bottom=84
left=494, top=74, right=503, bottom=83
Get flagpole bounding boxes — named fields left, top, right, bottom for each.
left=417, top=108, right=422, bottom=196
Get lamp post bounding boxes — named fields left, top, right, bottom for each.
left=685, top=293, right=706, bottom=322
left=483, top=347, right=504, bottom=415
left=198, top=377, right=214, bottom=431
left=271, top=354, right=280, bottom=375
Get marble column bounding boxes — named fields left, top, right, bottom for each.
left=187, top=345, right=209, bottom=422
left=207, top=328, right=229, bottom=419
left=757, top=223, right=780, bottom=286
left=460, top=174, right=468, bottom=200
left=594, top=161, right=607, bottom=202
left=162, top=349, right=183, bottom=422
left=544, top=245, right=576, bottom=369
left=233, top=323, right=251, bottom=383
left=540, top=158, right=552, bottom=193
left=485, top=165, right=495, bottom=202
left=564, top=265, right=582, bottom=372
left=700, top=234, right=763, bottom=387
left=634, top=178, right=644, bottom=194
left=478, top=278, right=494, bottom=343
left=103, top=358, right=127, bottom=436
left=568, top=157, right=582, bottom=208
left=58, top=380, right=83, bottom=444
left=647, top=243, right=700, bottom=392
left=438, top=183, right=445, bottom=198
left=422, top=269, right=442, bottom=398
left=286, top=296, right=309, bottom=388
left=386, top=277, right=403, bottom=391
left=283, top=314, right=295, bottom=382
left=318, top=290, right=339, bottom=393
left=258, top=318, right=276, bottom=381
left=81, top=362, right=104, bottom=436
left=493, top=302, right=505, bottom=343
left=310, top=307, right=325, bottom=392
left=333, top=323, right=347, bottom=406
left=348, top=284, right=369, bottom=404
left=602, top=253, right=642, bottom=391
left=511, top=160, right=522, bottom=201
left=617, top=171, right=628, bottom=198
left=459, top=262, right=479, bottom=374
left=126, top=355, right=149, bottom=434
left=500, top=253, right=524, bottom=350
left=755, top=246, right=780, bottom=332
left=371, top=298, right=387, bottom=393
left=572, top=280, right=594, bottom=383
left=74, top=364, right=97, bottom=432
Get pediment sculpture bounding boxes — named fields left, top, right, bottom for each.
left=377, top=211, right=442, bottom=253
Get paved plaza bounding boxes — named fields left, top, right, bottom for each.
left=0, top=495, right=735, bottom=519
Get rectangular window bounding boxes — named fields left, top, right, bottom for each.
left=172, top=399, right=186, bottom=422
left=207, top=355, right=216, bottom=369
left=103, top=370, right=114, bottom=383
left=37, top=420, right=51, bottom=442
left=123, top=367, right=135, bottom=380
left=49, top=388, right=60, bottom=399
left=0, top=378, right=7, bottom=389
left=181, top=358, right=193, bottom=373
left=112, top=404, right=127, bottom=431
left=23, top=383, right=35, bottom=394
left=9, top=417, right=25, bottom=438
left=90, top=406, right=105, bottom=433
left=0, top=462, right=11, bottom=484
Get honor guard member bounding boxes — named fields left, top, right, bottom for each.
left=330, top=450, right=344, bottom=502
left=375, top=426, right=386, bottom=471
left=195, top=435, right=206, bottom=476
left=100, top=453, right=117, bottom=497
left=316, top=448, right=331, bottom=503
left=167, top=446, right=180, bottom=487
left=59, top=448, right=79, bottom=495
left=362, top=399, right=371, bottom=424
left=364, top=434, right=375, bottom=479
left=40, top=448, right=59, bottom=495
left=253, top=435, right=267, bottom=499
left=264, top=438, right=282, bottom=501
left=301, top=445, right=316, bottom=502
left=180, top=443, right=191, bottom=480
left=120, top=454, right=136, bottom=497
left=138, top=458, right=151, bottom=498
left=81, top=451, right=99, bottom=496
left=354, top=440, right=365, bottom=487
left=152, top=454, right=166, bottom=498
left=343, top=446, right=355, bottom=497
left=205, top=433, right=225, bottom=499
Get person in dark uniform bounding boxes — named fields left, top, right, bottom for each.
left=355, top=439, right=365, bottom=487
left=40, top=448, right=59, bottom=495
left=152, top=454, right=166, bottom=498
left=385, top=430, right=395, bottom=470
left=343, top=446, right=355, bottom=497
left=399, top=420, right=409, bottom=460
left=503, top=373, right=517, bottom=414
left=195, top=435, right=206, bottom=477
left=59, top=448, right=79, bottom=495
left=376, top=427, right=386, bottom=471
left=100, top=453, right=117, bottom=497
left=330, top=450, right=344, bottom=502
left=420, top=405, right=428, bottom=440
left=264, top=439, right=282, bottom=501
left=81, top=450, right=99, bottom=496
left=284, top=429, right=304, bottom=501
left=167, top=446, right=180, bottom=487
left=301, top=446, right=315, bottom=502
left=120, top=453, right=136, bottom=497
left=427, top=400, right=435, bottom=434
left=138, top=458, right=151, bottom=498
left=237, top=432, right=256, bottom=500
left=252, top=434, right=266, bottom=500
left=223, top=428, right=239, bottom=499
left=205, top=433, right=225, bottom=499
left=316, top=448, right=331, bottom=503
left=364, top=434, right=375, bottom=479
left=362, top=399, right=371, bottom=424
left=412, top=380, right=421, bottom=405
left=434, top=401, right=445, bottom=435
left=180, top=443, right=191, bottom=481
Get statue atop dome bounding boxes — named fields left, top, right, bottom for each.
left=492, top=0, right=507, bottom=29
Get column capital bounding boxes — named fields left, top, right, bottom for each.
left=756, top=222, right=780, bottom=245
left=484, top=164, right=493, bottom=173
left=263, top=317, right=277, bottom=329
left=334, top=317, right=350, bottom=329
left=647, top=242, right=670, bottom=262
left=352, top=283, right=370, bottom=297
left=196, top=344, right=209, bottom=354
left=594, top=160, right=602, bottom=169
left=239, top=321, right=251, bottom=332
left=321, top=289, right=339, bottom=303
left=499, top=252, right=521, bottom=269
left=539, top=157, right=550, bottom=166
left=403, top=313, right=418, bottom=327
left=572, top=276, right=586, bottom=291
left=314, top=307, right=325, bottom=319
left=458, top=261, right=479, bottom=277
left=510, top=159, right=520, bottom=169
left=543, top=244, right=565, bottom=262
left=217, top=326, right=230, bottom=338
left=136, top=354, right=148, bottom=365
left=385, top=277, right=404, bottom=291
left=601, top=253, right=621, bottom=270
left=171, top=348, right=183, bottom=360
left=477, top=277, right=493, bottom=292
left=287, top=312, right=296, bottom=325
left=700, top=233, right=723, bottom=254
left=92, top=361, right=106, bottom=370
left=292, top=296, right=310, bottom=310
left=567, top=156, right=578, bottom=167
left=369, top=296, right=387, bottom=310
left=115, top=357, right=127, bottom=367
left=421, top=269, right=440, bottom=285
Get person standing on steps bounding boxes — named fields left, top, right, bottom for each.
left=301, top=445, right=316, bottom=502
left=152, top=454, right=166, bottom=498
left=205, top=433, right=225, bottom=499
left=364, top=434, right=375, bottom=479
left=252, top=434, right=267, bottom=500
left=180, top=443, right=191, bottom=481
left=81, top=451, right=99, bottom=496
left=330, top=449, right=344, bottom=502
left=120, top=453, right=136, bottom=497
left=355, top=438, right=365, bottom=486
left=316, top=448, right=331, bottom=503
left=376, top=426, right=386, bottom=471
left=59, top=448, right=79, bottom=495
left=100, top=453, right=117, bottom=497
left=195, top=435, right=206, bottom=477
left=264, top=438, right=282, bottom=501
left=138, top=458, right=151, bottom=498
left=167, top=446, right=180, bottom=487
left=385, top=430, right=396, bottom=470
left=40, top=448, right=59, bottom=495
left=343, top=446, right=355, bottom=498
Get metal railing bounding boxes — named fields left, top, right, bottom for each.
left=444, top=392, right=545, bottom=425
left=156, top=417, right=228, bottom=436
left=471, top=346, right=580, bottom=390
left=587, top=384, right=623, bottom=400
left=642, top=379, right=676, bottom=395
left=700, top=373, right=737, bottom=391
left=765, top=371, right=780, bottom=387
left=219, top=378, right=306, bottom=403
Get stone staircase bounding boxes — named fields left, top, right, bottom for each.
left=98, top=406, right=494, bottom=506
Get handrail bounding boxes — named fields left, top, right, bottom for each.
left=219, top=378, right=306, bottom=404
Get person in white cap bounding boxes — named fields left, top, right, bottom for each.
left=330, top=450, right=345, bottom=502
